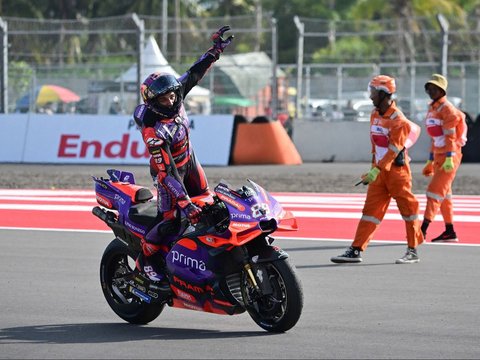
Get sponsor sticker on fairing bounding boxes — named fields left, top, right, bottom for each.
left=125, top=220, right=146, bottom=235
left=230, top=222, right=254, bottom=229
left=182, top=301, right=203, bottom=311
left=114, top=194, right=126, bottom=205
left=231, top=212, right=252, bottom=220
left=96, top=194, right=112, bottom=208
left=217, top=193, right=245, bottom=211
left=171, top=250, right=206, bottom=271
left=176, top=289, right=195, bottom=302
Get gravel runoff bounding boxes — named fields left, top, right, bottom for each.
left=0, top=162, right=479, bottom=195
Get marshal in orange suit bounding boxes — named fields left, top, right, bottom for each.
left=421, top=74, right=468, bottom=242
left=331, top=75, right=424, bottom=265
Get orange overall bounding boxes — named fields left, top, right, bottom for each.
left=424, top=96, right=466, bottom=223
left=352, top=103, right=424, bottom=251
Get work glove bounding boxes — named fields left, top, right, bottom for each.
left=441, top=156, right=454, bottom=173
left=208, top=25, right=234, bottom=59
left=422, top=160, right=434, bottom=177
left=179, top=200, right=202, bottom=224
left=360, top=167, right=380, bottom=185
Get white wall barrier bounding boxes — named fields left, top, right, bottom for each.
left=0, top=114, right=235, bottom=166
left=0, top=114, right=432, bottom=165
left=292, top=120, right=431, bottom=163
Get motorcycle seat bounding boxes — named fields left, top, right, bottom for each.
left=134, top=187, right=154, bottom=202
left=129, top=201, right=160, bottom=226
left=111, top=182, right=154, bottom=203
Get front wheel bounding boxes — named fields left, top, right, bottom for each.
left=100, top=238, right=165, bottom=324
left=241, top=258, right=303, bottom=333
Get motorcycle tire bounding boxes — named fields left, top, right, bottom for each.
left=241, top=258, right=303, bottom=333
left=100, top=238, right=165, bottom=324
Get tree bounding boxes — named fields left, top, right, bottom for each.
left=346, top=0, right=467, bottom=67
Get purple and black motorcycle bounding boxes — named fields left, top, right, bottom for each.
left=92, top=169, right=303, bottom=332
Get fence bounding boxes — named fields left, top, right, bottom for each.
left=0, top=13, right=278, bottom=117
left=2, top=13, right=480, bottom=122
left=288, top=61, right=480, bottom=124
left=292, top=14, right=480, bottom=122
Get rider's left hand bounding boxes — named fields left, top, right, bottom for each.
left=209, top=25, right=234, bottom=58
left=180, top=201, right=202, bottom=224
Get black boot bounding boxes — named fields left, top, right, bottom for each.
left=136, top=252, right=171, bottom=292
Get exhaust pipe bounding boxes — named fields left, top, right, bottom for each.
left=92, top=206, right=116, bottom=224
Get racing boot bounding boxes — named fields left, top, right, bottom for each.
left=137, top=216, right=181, bottom=287
left=136, top=242, right=171, bottom=295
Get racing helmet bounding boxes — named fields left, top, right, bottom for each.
left=368, top=75, right=396, bottom=95
left=141, top=72, right=182, bottom=117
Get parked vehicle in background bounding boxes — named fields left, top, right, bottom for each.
left=306, top=93, right=463, bottom=123
left=396, top=96, right=463, bottom=123
left=306, top=91, right=370, bottom=121
left=306, top=97, right=371, bottom=122
left=349, top=100, right=372, bottom=121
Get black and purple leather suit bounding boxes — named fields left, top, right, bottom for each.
left=133, top=51, right=217, bottom=248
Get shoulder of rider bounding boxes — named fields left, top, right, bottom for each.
left=133, top=104, right=159, bottom=128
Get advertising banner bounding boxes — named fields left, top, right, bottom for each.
left=0, top=115, right=29, bottom=162
left=0, top=114, right=235, bottom=165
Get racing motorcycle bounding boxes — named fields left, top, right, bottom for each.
left=92, top=169, right=303, bottom=332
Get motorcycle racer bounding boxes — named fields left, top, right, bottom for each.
left=133, top=25, right=233, bottom=284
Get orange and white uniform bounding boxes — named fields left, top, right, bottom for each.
left=352, top=102, right=423, bottom=251
left=424, top=96, right=466, bottom=223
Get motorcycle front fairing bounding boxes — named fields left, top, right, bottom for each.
left=221, top=180, right=294, bottom=264
left=197, top=180, right=296, bottom=246
left=164, top=235, right=246, bottom=315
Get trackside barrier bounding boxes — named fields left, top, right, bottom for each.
left=0, top=114, right=235, bottom=166
left=292, top=119, right=432, bottom=162
left=232, top=121, right=303, bottom=165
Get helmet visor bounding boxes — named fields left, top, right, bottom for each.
left=145, top=75, right=181, bottom=100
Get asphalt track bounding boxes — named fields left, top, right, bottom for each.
left=1, top=163, right=480, bottom=359
left=1, top=230, right=480, bottom=359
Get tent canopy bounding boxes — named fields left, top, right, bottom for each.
left=214, top=52, right=284, bottom=98
left=213, top=96, right=255, bottom=107
left=116, top=35, right=210, bottom=97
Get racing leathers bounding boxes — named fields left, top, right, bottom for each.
left=422, top=96, right=467, bottom=231
left=133, top=50, right=217, bottom=257
left=352, top=102, right=424, bottom=251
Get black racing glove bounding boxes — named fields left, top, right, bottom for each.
left=178, top=199, right=202, bottom=224
left=208, top=25, right=234, bottom=59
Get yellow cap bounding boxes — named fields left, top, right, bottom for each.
left=425, top=74, right=448, bottom=92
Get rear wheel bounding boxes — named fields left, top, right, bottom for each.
left=100, top=238, right=165, bottom=324
left=241, top=258, right=303, bottom=332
